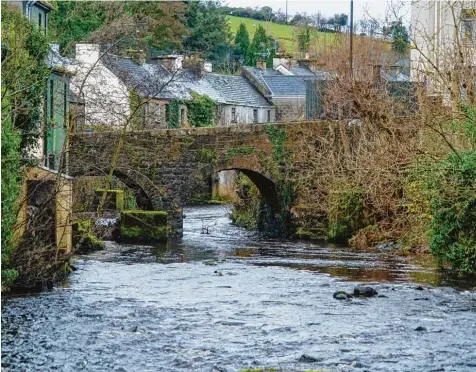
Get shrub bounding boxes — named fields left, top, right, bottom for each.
left=426, top=105, right=476, bottom=274
left=1, top=99, right=22, bottom=287
left=327, top=182, right=365, bottom=243
left=427, top=149, right=476, bottom=274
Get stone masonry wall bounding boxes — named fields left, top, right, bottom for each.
left=70, top=122, right=332, bottom=236
left=273, top=97, right=307, bottom=122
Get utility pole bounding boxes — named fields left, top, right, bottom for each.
left=349, top=0, right=354, bottom=79
left=286, top=0, right=288, bottom=24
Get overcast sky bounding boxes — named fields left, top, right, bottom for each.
left=224, top=0, right=410, bottom=23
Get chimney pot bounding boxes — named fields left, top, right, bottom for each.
left=256, top=60, right=267, bottom=70
left=149, top=55, right=183, bottom=72
left=297, top=59, right=311, bottom=68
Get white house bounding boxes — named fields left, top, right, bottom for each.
left=410, top=1, right=475, bottom=101
left=71, top=44, right=175, bottom=129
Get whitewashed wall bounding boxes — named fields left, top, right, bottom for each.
left=411, top=1, right=476, bottom=85
left=71, top=44, right=131, bottom=127
left=218, top=104, right=276, bottom=125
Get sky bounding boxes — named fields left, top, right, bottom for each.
left=224, top=0, right=410, bottom=23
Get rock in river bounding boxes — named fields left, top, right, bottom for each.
left=333, top=291, right=353, bottom=300
left=354, top=285, right=378, bottom=297
left=298, top=354, right=322, bottom=363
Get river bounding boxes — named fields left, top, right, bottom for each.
left=2, top=205, right=476, bottom=371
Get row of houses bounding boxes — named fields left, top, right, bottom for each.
left=70, top=44, right=337, bottom=130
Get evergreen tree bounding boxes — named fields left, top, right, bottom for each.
left=234, top=23, right=250, bottom=61
left=184, top=1, right=232, bottom=63
left=248, top=25, right=274, bottom=66
left=389, top=21, right=410, bottom=55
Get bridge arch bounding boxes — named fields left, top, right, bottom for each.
left=71, top=168, right=155, bottom=211
left=217, top=168, right=281, bottom=212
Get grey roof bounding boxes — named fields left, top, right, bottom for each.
left=381, top=70, right=410, bottom=82
left=262, top=76, right=309, bottom=97
left=101, top=56, right=272, bottom=106
left=242, top=65, right=333, bottom=98
left=186, top=74, right=272, bottom=107
left=103, top=55, right=155, bottom=96
left=289, top=66, right=316, bottom=76
left=242, top=66, right=279, bottom=85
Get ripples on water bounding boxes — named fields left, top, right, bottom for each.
left=2, top=205, right=476, bottom=371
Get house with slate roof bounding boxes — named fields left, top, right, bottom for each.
left=71, top=44, right=177, bottom=129
left=241, top=60, right=333, bottom=122
left=182, top=74, right=275, bottom=125
left=71, top=44, right=275, bottom=129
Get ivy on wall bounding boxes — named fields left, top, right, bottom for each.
left=166, top=93, right=217, bottom=128
left=186, top=92, right=216, bottom=127
left=166, top=99, right=180, bottom=129
left=1, top=99, right=22, bottom=287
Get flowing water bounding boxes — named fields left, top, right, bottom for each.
left=2, top=205, right=476, bottom=372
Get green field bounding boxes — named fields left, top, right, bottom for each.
left=226, top=15, right=337, bottom=54
left=227, top=15, right=298, bottom=51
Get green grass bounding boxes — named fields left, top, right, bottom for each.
left=226, top=15, right=337, bottom=54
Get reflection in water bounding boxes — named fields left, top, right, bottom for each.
left=2, top=205, right=476, bottom=372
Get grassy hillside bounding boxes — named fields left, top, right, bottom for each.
left=226, top=15, right=338, bottom=54
left=227, top=15, right=298, bottom=51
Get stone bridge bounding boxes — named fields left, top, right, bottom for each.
left=70, top=122, right=332, bottom=236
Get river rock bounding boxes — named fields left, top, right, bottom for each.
left=354, top=285, right=378, bottom=297
left=298, top=354, right=322, bottom=363
left=333, top=291, right=353, bottom=300
left=414, top=326, right=427, bottom=332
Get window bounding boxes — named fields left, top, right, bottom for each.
left=253, top=109, right=258, bottom=123
left=267, top=110, right=271, bottom=123
left=231, top=107, right=236, bottom=123
left=180, top=108, right=185, bottom=126
left=38, top=13, right=42, bottom=28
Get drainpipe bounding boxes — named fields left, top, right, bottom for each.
left=26, top=1, right=35, bottom=20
